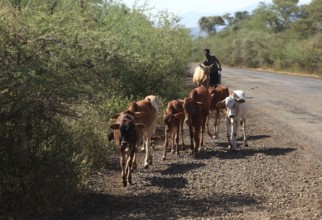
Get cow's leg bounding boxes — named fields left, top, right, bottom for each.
left=241, top=119, right=248, bottom=147
left=126, top=148, right=135, bottom=186
left=226, top=117, right=232, bottom=149
left=180, top=120, right=185, bottom=150
left=194, top=126, right=200, bottom=157
left=213, top=109, right=220, bottom=139
left=200, top=118, right=206, bottom=150
left=143, top=135, right=152, bottom=168
left=140, top=141, right=145, bottom=152
left=188, top=125, right=194, bottom=155
left=132, top=151, right=137, bottom=170
left=170, top=130, right=175, bottom=154
left=120, top=151, right=127, bottom=187
left=175, top=129, right=180, bottom=156
left=163, top=129, right=169, bottom=161
left=231, top=120, right=238, bottom=150
left=146, top=133, right=153, bottom=167
left=206, top=111, right=213, bottom=138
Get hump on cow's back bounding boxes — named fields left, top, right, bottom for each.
left=144, top=95, right=159, bottom=112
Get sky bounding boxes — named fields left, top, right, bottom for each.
left=121, top=0, right=312, bottom=15
left=120, top=0, right=312, bottom=27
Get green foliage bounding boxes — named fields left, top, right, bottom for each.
left=192, top=0, right=321, bottom=75
left=198, top=16, right=225, bottom=35
left=0, top=0, right=192, bottom=218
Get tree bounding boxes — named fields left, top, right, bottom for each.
left=198, top=16, right=225, bottom=35
left=269, top=0, right=300, bottom=32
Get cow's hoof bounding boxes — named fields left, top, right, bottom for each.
left=244, top=143, right=249, bottom=147
left=144, top=164, right=149, bottom=169
left=123, top=181, right=127, bottom=187
left=212, top=135, right=218, bottom=140
left=171, top=150, right=175, bottom=154
left=162, top=156, right=166, bottom=161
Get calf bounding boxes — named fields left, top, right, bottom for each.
left=109, top=111, right=145, bottom=187
left=163, top=100, right=185, bottom=160
left=193, top=64, right=214, bottom=87
left=206, top=86, right=230, bottom=139
left=216, top=90, right=248, bottom=150
left=128, top=96, right=158, bottom=168
left=181, top=87, right=210, bottom=157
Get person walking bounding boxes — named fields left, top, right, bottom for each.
left=203, top=49, right=222, bottom=86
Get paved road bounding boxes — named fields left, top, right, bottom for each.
left=218, top=66, right=322, bottom=158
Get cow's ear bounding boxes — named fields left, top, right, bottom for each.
left=216, top=100, right=226, bottom=108
left=111, top=113, right=120, bottom=119
left=110, top=124, right=119, bottom=130
left=135, top=123, right=146, bottom=129
left=235, top=98, right=245, bottom=103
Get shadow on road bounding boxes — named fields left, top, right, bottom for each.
left=40, top=190, right=263, bottom=220
left=160, top=162, right=206, bottom=175
left=215, top=147, right=296, bottom=160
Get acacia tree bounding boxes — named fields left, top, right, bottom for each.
left=198, top=16, right=225, bottom=35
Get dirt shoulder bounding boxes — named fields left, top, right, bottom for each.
left=42, top=101, right=322, bottom=220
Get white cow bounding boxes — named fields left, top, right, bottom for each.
left=216, top=90, right=248, bottom=150
left=193, top=64, right=214, bottom=87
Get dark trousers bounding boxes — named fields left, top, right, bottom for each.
left=209, top=72, right=220, bottom=86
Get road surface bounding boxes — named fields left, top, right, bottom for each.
left=219, top=66, right=322, bottom=161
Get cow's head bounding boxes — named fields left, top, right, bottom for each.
left=179, top=97, right=204, bottom=126
left=199, top=64, right=214, bottom=77
left=110, top=112, right=145, bottom=150
left=199, top=64, right=214, bottom=74
left=216, top=95, right=245, bottom=118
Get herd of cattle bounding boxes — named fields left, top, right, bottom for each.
left=109, top=64, right=248, bottom=187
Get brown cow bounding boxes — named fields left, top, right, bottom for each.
left=128, top=96, right=158, bottom=168
left=206, top=86, right=230, bottom=139
left=163, top=99, right=185, bottom=160
left=180, top=87, right=210, bottom=157
left=109, top=111, right=145, bottom=187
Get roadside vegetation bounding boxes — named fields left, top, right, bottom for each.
left=0, top=0, right=320, bottom=219
left=193, top=0, right=321, bottom=75
left=0, top=0, right=191, bottom=218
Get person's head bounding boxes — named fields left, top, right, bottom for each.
left=204, top=49, right=210, bottom=57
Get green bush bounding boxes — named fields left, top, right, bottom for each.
left=0, top=0, right=192, bottom=218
